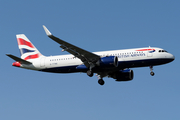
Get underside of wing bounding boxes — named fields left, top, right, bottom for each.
left=43, top=25, right=100, bottom=68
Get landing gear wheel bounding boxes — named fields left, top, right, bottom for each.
left=150, top=71, right=155, bottom=76
left=87, top=70, right=93, bottom=77
left=149, top=66, right=155, bottom=76
left=98, top=79, right=105, bottom=85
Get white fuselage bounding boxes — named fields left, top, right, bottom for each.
left=20, top=47, right=174, bottom=73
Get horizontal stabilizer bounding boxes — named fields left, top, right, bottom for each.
left=6, top=54, right=32, bottom=64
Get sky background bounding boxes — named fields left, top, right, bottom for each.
left=0, top=0, right=179, bottom=120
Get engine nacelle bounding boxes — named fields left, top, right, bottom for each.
left=97, top=56, right=118, bottom=68
left=111, top=69, right=134, bottom=81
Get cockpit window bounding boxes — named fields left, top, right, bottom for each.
left=159, top=50, right=167, bottom=52
left=163, top=50, right=167, bottom=52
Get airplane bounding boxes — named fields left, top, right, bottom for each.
left=6, top=25, right=175, bottom=85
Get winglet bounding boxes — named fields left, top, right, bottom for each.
left=43, top=25, right=52, bottom=36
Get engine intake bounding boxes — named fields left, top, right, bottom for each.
left=97, top=56, right=118, bottom=68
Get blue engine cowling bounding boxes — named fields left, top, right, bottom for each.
left=111, top=69, right=134, bottom=81
left=97, top=56, right=118, bottom=68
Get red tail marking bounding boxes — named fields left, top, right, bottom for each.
left=17, top=38, right=34, bottom=48
left=24, top=54, right=39, bottom=60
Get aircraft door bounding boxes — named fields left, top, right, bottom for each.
left=40, top=57, right=46, bottom=67
left=147, top=52, right=153, bottom=57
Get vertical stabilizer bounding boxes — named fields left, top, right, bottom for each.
left=16, top=34, right=43, bottom=60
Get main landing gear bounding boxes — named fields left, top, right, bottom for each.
left=87, top=70, right=105, bottom=85
left=150, top=66, right=155, bottom=76
left=97, top=73, right=106, bottom=86
left=87, top=70, right=93, bottom=77
left=98, top=79, right=105, bottom=85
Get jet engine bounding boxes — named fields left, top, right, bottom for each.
left=110, top=69, right=134, bottom=81
left=96, top=56, right=118, bottom=68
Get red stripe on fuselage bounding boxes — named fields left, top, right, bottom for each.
left=136, top=49, right=155, bottom=51
left=17, top=38, right=34, bottom=48
left=24, top=54, right=39, bottom=60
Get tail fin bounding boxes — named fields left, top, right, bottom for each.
left=16, top=34, right=43, bottom=60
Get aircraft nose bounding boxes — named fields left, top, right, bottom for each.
left=172, top=55, right=175, bottom=60
left=169, top=53, right=175, bottom=62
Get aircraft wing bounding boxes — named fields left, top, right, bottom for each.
left=43, top=25, right=100, bottom=68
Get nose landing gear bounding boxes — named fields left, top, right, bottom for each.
left=150, top=71, right=155, bottom=76
left=150, top=66, right=155, bottom=76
